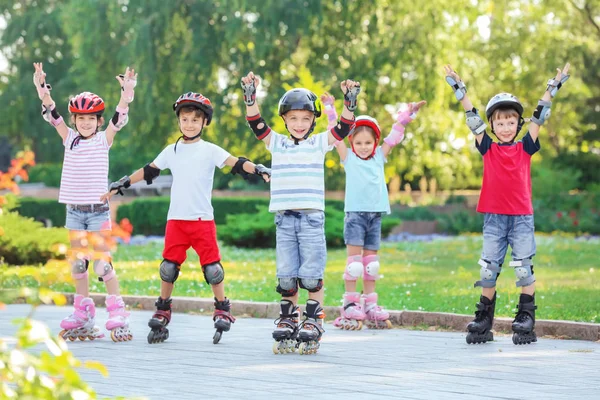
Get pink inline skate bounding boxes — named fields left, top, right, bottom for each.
left=59, top=294, right=105, bottom=341
left=105, top=295, right=133, bottom=342
left=363, top=292, right=392, bottom=329
left=333, top=292, right=366, bottom=330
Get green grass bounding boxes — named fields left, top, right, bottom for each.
left=1, top=235, right=599, bottom=323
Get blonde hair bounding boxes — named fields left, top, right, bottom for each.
left=491, top=108, right=520, bottom=122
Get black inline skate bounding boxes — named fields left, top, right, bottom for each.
left=512, top=294, right=537, bottom=345
left=272, top=299, right=300, bottom=354
left=297, top=299, right=325, bottom=355
left=466, top=293, right=496, bottom=344
left=213, top=297, right=236, bottom=344
left=147, top=297, right=172, bottom=344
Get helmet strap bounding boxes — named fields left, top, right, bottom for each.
left=174, top=125, right=204, bottom=153
left=284, top=117, right=316, bottom=145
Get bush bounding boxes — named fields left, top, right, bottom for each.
left=15, top=197, right=66, bottom=227
left=435, top=211, right=483, bottom=234
left=27, top=163, right=62, bottom=187
left=117, top=196, right=345, bottom=236
left=381, top=217, right=402, bottom=237
left=0, top=212, right=68, bottom=265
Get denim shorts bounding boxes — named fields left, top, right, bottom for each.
left=275, top=210, right=327, bottom=279
left=344, top=212, right=382, bottom=250
left=65, top=204, right=112, bottom=232
left=481, top=213, right=536, bottom=264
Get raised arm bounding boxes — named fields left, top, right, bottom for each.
left=444, top=64, right=487, bottom=145
left=381, top=100, right=426, bottom=158
left=105, top=66, right=137, bottom=144
left=33, top=62, right=69, bottom=141
left=528, top=63, right=570, bottom=142
left=241, top=71, right=272, bottom=147
left=327, top=79, right=360, bottom=146
left=321, top=92, right=347, bottom=160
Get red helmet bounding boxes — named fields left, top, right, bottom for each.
left=173, top=92, right=213, bottom=125
left=68, top=92, right=105, bottom=115
left=349, top=115, right=381, bottom=159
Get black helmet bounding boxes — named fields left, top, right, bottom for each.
left=485, top=92, right=525, bottom=136
left=278, top=88, right=322, bottom=117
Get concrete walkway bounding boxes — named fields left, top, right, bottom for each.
left=1, top=304, right=599, bottom=400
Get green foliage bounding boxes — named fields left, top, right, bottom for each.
left=0, top=212, right=68, bottom=265
left=436, top=211, right=483, bottom=234
left=15, top=197, right=66, bottom=228
left=27, top=163, right=63, bottom=187
left=0, top=289, right=108, bottom=400
left=381, top=217, right=402, bottom=237
left=392, top=206, right=438, bottom=221
left=531, top=161, right=582, bottom=209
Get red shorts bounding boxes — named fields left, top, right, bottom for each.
left=162, top=219, right=221, bottom=266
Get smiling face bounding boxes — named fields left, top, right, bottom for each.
left=350, top=127, right=377, bottom=159
left=178, top=108, right=207, bottom=139
left=491, top=109, right=520, bottom=144
left=282, top=109, right=315, bottom=140
left=73, top=114, right=103, bottom=137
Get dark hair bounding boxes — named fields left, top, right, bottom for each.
left=178, top=106, right=207, bottom=119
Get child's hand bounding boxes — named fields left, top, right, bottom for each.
left=320, top=92, right=335, bottom=107
left=241, top=71, right=261, bottom=106
left=408, top=100, right=427, bottom=114
left=341, top=79, right=361, bottom=112
left=444, top=64, right=467, bottom=101
left=33, top=62, right=51, bottom=100
left=340, top=79, right=360, bottom=95
left=443, top=64, right=462, bottom=82
left=116, top=67, right=138, bottom=104
left=554, top=62, right=570, bottom=82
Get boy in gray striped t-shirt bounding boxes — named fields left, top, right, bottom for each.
left=241, top=71, right=359, bottom=354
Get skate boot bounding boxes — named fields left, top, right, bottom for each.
left=297, top=299, right=325, bottom=355
left=333, top=292, right=366, bottom=330
left=362, top=292, right=392, bottom=329
left=105, top=295, right=132, bottom=342
left=272, top=299, right=300, bottom=354
left=147, top=297, right=171, bottom=344
left=512, top=294, right=537, bottom=345
left=466, top=293, right=496, bottom=344
left=212, top=297, right=236, bottom=344
left=59, top=294, right=105, bottom=341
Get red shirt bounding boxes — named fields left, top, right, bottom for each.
left=476, top=132, right=540, bottom=215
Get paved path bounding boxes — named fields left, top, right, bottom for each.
left=1, top=304, right=599, bottom=400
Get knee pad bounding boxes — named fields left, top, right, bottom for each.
left=343, top=256, right=363, bottom=281
left=71, top=258, right=89, bottom=280
left=299, top=278, right=323, bottom=293
left=159, top=259, right=180, bottom=283
left=509, top=258, right=535, bottom=287
left=203, top=262, right=224, bottom=285
left=474, top=259, right=502, bottom=288
left=93, top=259, right=115, bottom=282
left=276, top=278, right=298, bottom=297
left=363, top=255, right=380, bottom=281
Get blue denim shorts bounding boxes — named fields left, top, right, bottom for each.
left=344, top=212, right=382, bottom=250
left=65, top=204, right=112, bottom=232
left=275, top=210, right=327, bottom=279
left=481, top=213, right=536, bottom=264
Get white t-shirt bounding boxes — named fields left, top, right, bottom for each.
left=153, top=139, right=230, bottom=220
left=267, top=131, right=332, bottom=212
left=59, top=128, right=110, bottom=205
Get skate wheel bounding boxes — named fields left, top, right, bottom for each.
left=298, top=342, right=306, bottom=355
left=213, top=330, right=222, bottom=345
left=385, top=320, right=392, bottom=329
left=272, top=341, right=281, bottom=354
left=357, top=321, right=363, bottom=330
left=78, top=336, right=87, bottom=341
left=111, top=330, right=119, bottom=342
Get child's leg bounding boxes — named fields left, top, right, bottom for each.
left=89, top=230, right=119, bottom=295
left=68, top=230, right=91, bottom=297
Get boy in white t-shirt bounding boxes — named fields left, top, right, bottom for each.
left=103, top=92, right=270, bottom=345
left=33, top=62, right=137, bottom=343
left=240, top=71, right=360, bottom=354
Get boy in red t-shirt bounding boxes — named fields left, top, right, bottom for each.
left=444, top=63, right=570, bottom=345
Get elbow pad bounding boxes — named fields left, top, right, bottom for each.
left=143, top=163, right=160, bottom=184
left=246, top=114, right=271, bottom=140
left=331, top=116, right=355, bottom=141
left=42, top=103, right=64, bottom=127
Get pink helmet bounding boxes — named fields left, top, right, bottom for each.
left=68, top=92, right=105, bottom=115
left=349, top=115, right=381, bottom=159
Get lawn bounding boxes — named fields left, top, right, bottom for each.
left=1, top=235, right=598, bottom=323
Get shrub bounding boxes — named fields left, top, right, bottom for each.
left=27, top=163, right=63, bottom=187
left=0, top=212, right=68, bottom=265
left=15, top=197, right=66, bottom=227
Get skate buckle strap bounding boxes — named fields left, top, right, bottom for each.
left=517, top=302, right=537, bottom=312
left=214, top=309, right=236, bottom=323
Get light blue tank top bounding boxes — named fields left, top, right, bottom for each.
left=343, top=146, right=391, bottom=213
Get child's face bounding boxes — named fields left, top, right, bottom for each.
left=282, top=110, right=315, bottom=140
left=492, top=115, right=519, bottom=143
left=74, top=114, right=101, bottom=137
left=351, top=130, right=376, bottom=159
left=178, top=110, right=206, bottom=138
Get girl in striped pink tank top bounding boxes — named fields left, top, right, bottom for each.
left=33, top=62, right=137, bottom=342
